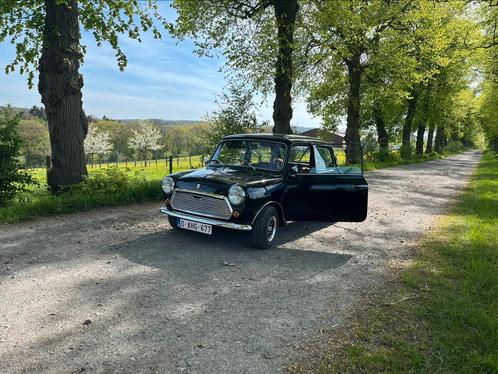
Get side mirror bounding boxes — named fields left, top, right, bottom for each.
left=203, top=156, right=210, bottom=166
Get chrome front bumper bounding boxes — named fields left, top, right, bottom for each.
left=160, top=207, right=252, bottom=231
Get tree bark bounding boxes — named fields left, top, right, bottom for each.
left=434, top=125, right=444, bottom=153
left=345, top=52, right=362, bottom=165
left=415, top=124, right=425, bottom=156
left=425, top=123, right=435, bottom=154
left=401, top=91, right=418, bottom=160
left=272, top=0, right=298, bottom=134
left=39, top=0, right=88, bottom=191
left=373, top=102, right=389, bottom=158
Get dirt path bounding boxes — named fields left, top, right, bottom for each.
left=0, top=151, right=481, bottom=374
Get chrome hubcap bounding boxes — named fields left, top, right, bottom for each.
left=267, top=216, right=277, bottom=242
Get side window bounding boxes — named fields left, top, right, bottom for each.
left=313, top=144, right=362, bottom=174
left=313, top=146, right=334, bottom=173
left=289, top=145, right=311, bottom=174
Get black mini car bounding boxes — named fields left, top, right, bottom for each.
left=160, top=134, right=368, bottom=249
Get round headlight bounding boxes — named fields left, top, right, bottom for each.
left=228, top=185, right=245, bottom=206
left=162, top=176, right=175, bottom=194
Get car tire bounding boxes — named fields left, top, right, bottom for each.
left=168, top=215, right=180, bottom=230
left=252, top=206, right=279, bottom=249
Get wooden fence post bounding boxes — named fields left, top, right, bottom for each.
left=169, top=155, right=173, bottom=174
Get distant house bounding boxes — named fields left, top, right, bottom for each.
left=300, top=128, right=345, bottom=143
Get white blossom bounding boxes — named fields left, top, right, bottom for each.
left=128, top=120, right=162, bottom=164
left=84, top=124, right=112, bottom=160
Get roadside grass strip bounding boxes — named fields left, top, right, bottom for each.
left=288, top=151, right=498, bottom=374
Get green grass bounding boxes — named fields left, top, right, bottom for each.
left=0, top=155, right=203, bottom=223
left=363, top=152, right=445, bottom=171
left=289, top=151, right=498, bottom=374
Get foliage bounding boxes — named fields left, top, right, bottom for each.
left=73, top=167, right=135, bottom=195
left=305, top=0, right=482, bottom=159
left=0, top=112, right=36, bottom=206
left=84, top=123, right=112, bottom=162
left=171, top=0, right=295, bottom=96
left=479, top=80, right=498, bottom=151
left=0, top=0, right=167, bottom=87
left=206, top=82, right=266, bottom=148
left=28, top=105, right=46, bottom=121
left=16, top=118, right=50, bottom=166
left=171, top=0, right=304, bottom=133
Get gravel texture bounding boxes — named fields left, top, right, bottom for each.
left=0, top=151, right=481, bottom=374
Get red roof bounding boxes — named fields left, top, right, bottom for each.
left=300, top=128, right=345, bottom=143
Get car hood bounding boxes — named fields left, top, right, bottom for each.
left=174, top=167, right=283, bottom=194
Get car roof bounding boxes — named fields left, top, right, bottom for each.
left=222, top=133, right=333, bottom=145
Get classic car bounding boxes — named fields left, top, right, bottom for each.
left=160, top=134, right=368, bottom=249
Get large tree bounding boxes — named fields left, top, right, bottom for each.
left=171, top=0, right=301, bottom=134
left=0, top=0, right=166, bottom=190
left=306, top=0, right=414, bottom=163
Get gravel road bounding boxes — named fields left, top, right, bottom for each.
left=0, top=151, right=481, bottom=374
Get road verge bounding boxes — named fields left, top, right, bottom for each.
left=288, top=151, right=497, bottom=373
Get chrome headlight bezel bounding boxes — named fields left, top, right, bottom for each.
left=228, top=185, right=245, bottom=206
left=162, top=176, right=175, bottom=194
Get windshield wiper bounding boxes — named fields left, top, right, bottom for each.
left=240, top=160, right=256, bottom=171
left=209, top=159, right=225, bottom=167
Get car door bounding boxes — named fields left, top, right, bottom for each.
left=284, top=143, right=368, bottom=222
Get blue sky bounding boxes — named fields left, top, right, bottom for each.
left=0, top=3, right=318, bottom=127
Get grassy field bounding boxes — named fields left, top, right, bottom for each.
left=290, top=151, right=497, bottom=373
left=27, top=155, right=204, bottom=184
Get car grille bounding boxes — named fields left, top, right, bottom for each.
left=171, top=190, right=232, bottom=220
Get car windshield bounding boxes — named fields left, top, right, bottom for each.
left=210, top=140, right=287, bottom=171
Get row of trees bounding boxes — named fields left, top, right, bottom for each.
left=173, top=0, right=496, bottom=163
left=15, top=116, right=212, bottom=167
left=1, top=1, right=497, bottom=189
left=84, top=120, right=211, bottom=166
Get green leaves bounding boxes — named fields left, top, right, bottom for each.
left=206, top=82, right=264, bottom=148
left=0, top=0, right=167, bottom=84
left=0, top=110, right=36, bottom=206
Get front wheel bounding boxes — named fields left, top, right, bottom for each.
left=251, top=206, right=279, bottom=249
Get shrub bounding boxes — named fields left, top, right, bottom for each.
left=0, top=112, right=36, bottom=206
left=445, top=140, right=465, bottom=154
left=73, top=167, right=132, bottom=194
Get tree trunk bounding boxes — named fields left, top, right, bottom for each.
left=415, top=90, right=431, bottom=156
left=401, top=92, right=418, bottom=160
left=373, top=102, right=389, bottom=159
left=495, top=136, right=498, bottom=153
left=415, top=124, right=425, bottom=156
left=38, top=0, right=88, bottom=191
left=272, top=0, right=298, bottom=134
left=425, top=123, right=435, bottom=154
left=434, top=125, right=444, bottom=153
left=345, top=53, right=362, bottom=165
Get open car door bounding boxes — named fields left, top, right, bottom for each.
left=285, top=143, right=368, bottom=222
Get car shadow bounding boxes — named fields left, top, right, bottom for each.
left=107, top=220, right=351, bottom=285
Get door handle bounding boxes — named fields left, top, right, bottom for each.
left=353, top=184, right=368, bottom=189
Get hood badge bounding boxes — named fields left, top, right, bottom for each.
left=196, top=183, right=201, bottom=189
